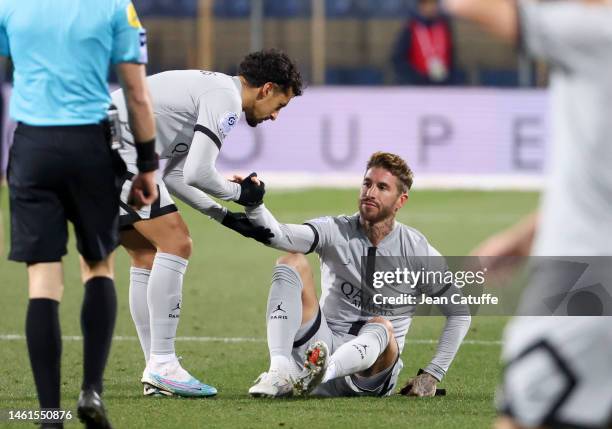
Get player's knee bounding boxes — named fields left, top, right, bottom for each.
left=276, top=253, right=310, bottom=277
left=276, top=252, right=306, bottom=267
left=81, top=255, right=114, bottom=282
left=159, top=235, right=192, bottom=260
left=366, top=317, right=394, bottom=343
left=130, top=249, right=156, bottom=270
left=29, top=282, right=64, bottom=301
left=175, top=235, right=193, bottom=259
left=367, top=316, right=393, bottom=332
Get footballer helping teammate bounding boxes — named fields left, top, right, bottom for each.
left=447, top=0, right=612, bottom=428
left=110, top=49, right=303, bottom=397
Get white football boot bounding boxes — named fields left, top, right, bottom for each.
left=248, top=370, right=294, bottom=398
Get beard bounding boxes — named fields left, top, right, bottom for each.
left=245, top=112, right=259, bottom=127
left=358, top=200, right=395, bottom=224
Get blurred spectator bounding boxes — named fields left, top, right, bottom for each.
left=391, top=0, right=456, bottom=85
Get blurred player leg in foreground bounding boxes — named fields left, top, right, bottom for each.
left=448, top=0, right=612, bottom=427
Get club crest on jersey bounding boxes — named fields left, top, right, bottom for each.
left=218, top=112, right=238, bottom=139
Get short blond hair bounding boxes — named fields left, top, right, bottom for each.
left=366, top=152, right=413, bottom=194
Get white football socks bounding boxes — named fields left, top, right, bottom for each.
left=269, top=356, right=300, bottom=379
left=322, top=322, right=389, bottom=383
left=267, top=264, right=303, bottom=377
left=129, top=267, right=151, bottom=363
left=149, top=354, right=191, bottom=381
left=148, top=252, right=188, bottom=363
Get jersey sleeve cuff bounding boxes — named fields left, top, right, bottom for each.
left=194, top=124, right=222, bottom=150
left=208, top=206, right=228, bottom=223
left=423, top=364, right=445, bottom=382
left=302, top=222, right=320, bottom=255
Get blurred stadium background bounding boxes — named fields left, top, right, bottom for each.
left=0, top=1, right=545, bottom=427
left=115, top=0, right=537, bottom=87
left=0, top=0, right=550, bottom=190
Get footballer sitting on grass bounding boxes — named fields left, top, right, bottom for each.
left=240, top=152, right=471, bottom=397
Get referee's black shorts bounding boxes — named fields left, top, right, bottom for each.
left=7, top=122, right=126, bottom=263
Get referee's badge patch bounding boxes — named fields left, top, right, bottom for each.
left=127, top=3, right=142, bottom=28
left=218, top=112, right=238, bottom=139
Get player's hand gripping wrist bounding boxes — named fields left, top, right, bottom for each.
left=235, top=172, right=265, bottom=207
left=221, top=211, right=274, bottom=244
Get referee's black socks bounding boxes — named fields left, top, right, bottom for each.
left=81, top=277, right=117, bottom=394
left=26, top=298, right=62, bottom=410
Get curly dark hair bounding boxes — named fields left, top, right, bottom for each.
left=238, top=49, right=303, bottom=96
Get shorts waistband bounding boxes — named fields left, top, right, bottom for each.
left=17, top=121, right=106, bottom=132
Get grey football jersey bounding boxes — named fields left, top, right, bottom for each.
left=305, top=214, right=447, bottom=352
left=519, top=1, right=612, bottom=256
left=111, top=70, right=242, bottom=160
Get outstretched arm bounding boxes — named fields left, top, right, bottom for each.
left=446, top=0, right=612, bottom=67
left=470, top=212, right=537, bottom=258
left=245, top=204, right=317, bottom=253
left=164, top=157, right=275, bottom=244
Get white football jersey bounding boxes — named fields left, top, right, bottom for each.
left=305, top=214, right=453, bottom=353
left=111, top=70, right=242, bottom=160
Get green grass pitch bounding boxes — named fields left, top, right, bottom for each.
left=0, top=188, right=538, bottom=428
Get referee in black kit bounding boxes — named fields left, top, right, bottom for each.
left=1, top=0, right=158, bottom=428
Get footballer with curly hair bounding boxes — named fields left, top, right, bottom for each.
left=111, top=49, right=303, bottom=398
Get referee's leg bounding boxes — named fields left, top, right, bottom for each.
left=26, top=262, right=64, bottom=418
left=61, top=124, right=122, bottom=427
left=78, top=254, right=117, bottom=396
left=9, top=125, right=69, bottom=420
